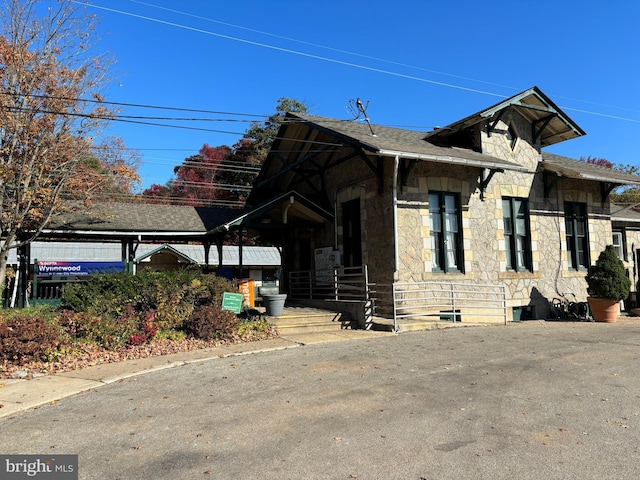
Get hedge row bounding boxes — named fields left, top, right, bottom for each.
left=0, top=270, right=271, bottom=363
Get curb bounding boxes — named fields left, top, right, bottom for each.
left=0, top=337, right=301, bottom=419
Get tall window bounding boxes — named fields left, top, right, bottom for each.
left=429, top=192, right=463, bottom=273
left=502, top=197, right=532, bottom=271
left=565, top=202, right=589, bottom=270
left=612, top=230, right=624, bottom=260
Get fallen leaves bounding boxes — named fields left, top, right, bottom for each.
left=0, top=335, right=276, bottom=379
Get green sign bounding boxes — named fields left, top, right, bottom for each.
left=222, top=292, right=244, bottom=313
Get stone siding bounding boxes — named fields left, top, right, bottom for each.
left=359, top=109, right=612, bottom=319
left=293, top=108, right=618, bottom=320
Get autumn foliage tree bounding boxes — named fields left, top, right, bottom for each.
left=0, top=0, right=138, bottom=291
left=143, top=144, right=252, bottom=207
left=173, top=145, right=234, bottom=206
left=143, top=97, right=307, bottom=207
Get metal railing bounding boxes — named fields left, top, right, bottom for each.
left=289, top=265, right=369, bottom=301
left=370, top=281, right=508, bottom=331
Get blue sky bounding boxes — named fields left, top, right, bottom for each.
left=81, top=0, right=640, bottom=191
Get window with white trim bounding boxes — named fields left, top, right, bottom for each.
left=612, top=231, right=624, bottom=260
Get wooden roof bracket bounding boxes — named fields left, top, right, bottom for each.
left=377, top=156, right=385, bottom=194
left=601, top=182, right=617, bottom=203
left=543, top=170, right=561, bottom=198
left=486, top=109, right=507, bottom=137
left=356, top=150, right=385, bottom=193
left=480, top=168, right=503, bottom=200
left=400, top=158, right=418, bottom=189
left=532, top=114, right=557, bottom=144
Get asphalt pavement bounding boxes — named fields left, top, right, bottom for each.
left=1, top=320, right=640, bottom=479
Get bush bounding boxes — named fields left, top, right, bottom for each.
left=586, top=245, right=631, bottom=301
left=60, top=270, right=237, bottom=333
left=193, top=274, right=238, bottom=307
left=183, top=305, right=238, bottom=341
left=0, top=315, right=63, bottom=363
left=57, top=306, right=156, bottom=350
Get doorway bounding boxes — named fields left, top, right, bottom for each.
left=342, top=198, right=362, bottom=268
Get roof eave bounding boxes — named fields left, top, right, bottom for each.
left=579, top=173, right=640, bottom=186
left=377, top=149, right=530, bottom=172
left=42, top=229, right=209, bottom=238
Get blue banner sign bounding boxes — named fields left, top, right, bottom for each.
left=37, top=261, right=125, bottom=277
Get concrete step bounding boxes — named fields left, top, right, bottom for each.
left=370, top=316, right=469, bottom=332
left=266, top=306, right=354, bottom=334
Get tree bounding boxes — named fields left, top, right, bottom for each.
left=142, top=97, right=308, bottom=207
left=172, top=145, right=234, bottom=206
left=0, top=0, right=129, bottom=291
left=238, top=97, right=308, bottom=163
left=580, top=156, right=640, bottom=204
left=141, top=183, right=172, bottom=204
left=86, top=136, right=141, bottom=199
left=580, top=155, right=614, bottom=169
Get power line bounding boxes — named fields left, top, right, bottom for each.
left=77, top=2, right=508, bottom=100
left=0, top=104, right=249, bottom=135
left=0, top=91, right=269, bottom=118
left=127, top=0, right=520, bottom=94
left=77, top=1, right=640, bottom=123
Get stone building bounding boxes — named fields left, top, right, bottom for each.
left=246, top=87, right=640, bottom=323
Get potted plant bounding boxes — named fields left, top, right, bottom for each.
left=585, top=245, right=631, bottom=322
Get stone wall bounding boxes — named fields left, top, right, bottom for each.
left=296, top=108, right=617, bottom=320
left=377, top=109, right=612, bottom=319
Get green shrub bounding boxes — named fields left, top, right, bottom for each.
left=237, top=317, right=272, bottom=338
left=586, top=245, right=631, bottom=301
left=61, top=272, right=144, bottom=314
left=0, top=305, right=59, bottom=324
left=60, top=270, right=237, bottom=333
left=154, top=329, right=186, bottom=342
left=57, top=305, right=156, bottom=350
left=193, top=274, right=238, bottom=307
left=0, top=315, right=63, bottom=363
left=183, top=305, right=238, bottom=340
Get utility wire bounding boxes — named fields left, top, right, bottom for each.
left=77, top=1, right=640, bottom=123
left=129, top=0, right=640, bottom=117
left=127, top=0, right=519, bottom=94
left=0, top=91, right=268, bottom=118
left=76, top=1, right=507, bottom=100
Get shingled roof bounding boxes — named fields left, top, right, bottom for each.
left=541, top=153, right=640, bottom=186
left=425, top=86, right=585, bottom=147
left=610, top=204, right=640, bottom=223
left=46, top=202, right=246, bottom=237
left=290, top=113, right=528, bottom=172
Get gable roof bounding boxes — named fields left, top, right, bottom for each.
left=215, top=190, right=333, bottom=234
left=289, top=113, right=528, bottom=172
left=134, top=243, right=198, bottom=264
left=248, top=110, right=531, bottom=204
left=46, top=202, right=245, bottom=238
left=425, top=86, right=585, bottom=147
left=541, top=153, right=640, bottom=186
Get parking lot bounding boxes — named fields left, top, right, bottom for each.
left=2, top=320, right=640, bottom=479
